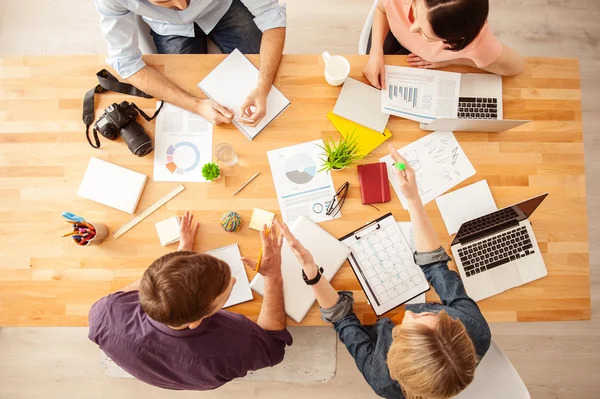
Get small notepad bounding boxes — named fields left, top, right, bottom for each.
left=206, top=243, right=253, bottom=308
left=249, top=208, right=275, bottom=231
left=198, top=49, right=290, bottom=141
left=77, top=157, right=147, bottom=214
left=155, top=216, right=181, bottom=246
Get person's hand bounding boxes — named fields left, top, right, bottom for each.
left=274, top=219, right=320, bottom=279
left=197, top=99, right=233, bottom=125
left=389, top=144, right=421, bottom=206
left=363, top=52, right=386, bottom=89
left=407, top=54, right=453, bottom=69
left=238, top=86, right=268, bottom=127
left=241, top=221, right=283, bottom=279
left=177, top=211, right=200, bottom=251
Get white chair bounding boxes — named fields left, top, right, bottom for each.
left=454, top=339, right=530, bottom=399
left=358, top=0, right=380, bottom=55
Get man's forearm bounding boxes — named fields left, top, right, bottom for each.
left=257, top=275, right=286, bottom=331
left=126, top=65, right=201, bottom=114
left=256, top=28, right=286, bottom=92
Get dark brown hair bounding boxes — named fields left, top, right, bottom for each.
left=424, top=0, right=489, bottom=52
left=139, top=251, right=232, bottom=326
left=387, top=311, right=477, bottom=399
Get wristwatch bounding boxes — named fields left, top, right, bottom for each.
left=302, top=265, right=324, bottom=285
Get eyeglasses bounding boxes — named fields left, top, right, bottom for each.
left=326, top=182, right=349, bottom=217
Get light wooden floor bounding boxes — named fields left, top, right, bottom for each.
left=0, top=0, right=599, bottom=398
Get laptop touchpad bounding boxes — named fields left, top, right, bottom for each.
left=491, top=264, right=521, bottom=292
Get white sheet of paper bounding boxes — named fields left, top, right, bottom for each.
left=198, top=49, right=290, bottom=140
left=397, top=222, right=425, bottom=305
left=381, top=66, right=461, bottom=123
left=153, top=102, right=213, bottom=182
left=435, top=180, right=498, bottom=235
left=380, top=131, right=476, bottom=209
left=333, top=78, right=390, bottom=133
left=205, top=244, right=253, bottom=308
left=267, top=139, right=340, bottom=224
left=397, top=222, right=416, bottom=253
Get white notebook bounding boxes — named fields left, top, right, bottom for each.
left=198, top=49, right=291, bottom=140
left=77, top=157, right=147, bottom=214
left=250, top=216, right=351, bottom=323
left=155, top=216, right=181, bottom=246
left=206, top=243, right=253, bottom=308
left=333, top=78, right=390, bottom=133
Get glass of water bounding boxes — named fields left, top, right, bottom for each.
left=215, top=143, right=238, bottom=167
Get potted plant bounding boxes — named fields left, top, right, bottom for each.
left=202, top=162, right=221, bottom=181
left=318, top=132, right=361, bottom=172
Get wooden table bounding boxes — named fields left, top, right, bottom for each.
left=0, top=55, right=589, bottom=326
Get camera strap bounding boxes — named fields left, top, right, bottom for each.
left=82, top=69, right=163, bottom=148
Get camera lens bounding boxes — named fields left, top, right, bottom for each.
left=121, top=122, right=154, bottom=157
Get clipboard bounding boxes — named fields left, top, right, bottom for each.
left=340, top=213, right=430, bottom=316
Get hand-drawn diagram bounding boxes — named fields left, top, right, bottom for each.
left=380, top=131, right=476, bottom=209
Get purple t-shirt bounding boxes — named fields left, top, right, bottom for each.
left=88, top=291, right=293, bottom=390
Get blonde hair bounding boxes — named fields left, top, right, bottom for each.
left=387, top=311, right=477, bottom=399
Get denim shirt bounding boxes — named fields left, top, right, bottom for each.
left=321, top=247, right=492, bottom=399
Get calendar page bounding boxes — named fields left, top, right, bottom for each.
left=341, top=213, right=429, bottom=315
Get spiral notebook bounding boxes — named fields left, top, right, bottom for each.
left=250, top=216, right=351, bottom=323
left=206, top=243, right=253, bottom=308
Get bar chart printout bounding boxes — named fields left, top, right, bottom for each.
left=381, top=65, right=461, bottom=123
left=389, top=85, right=419, bottom=108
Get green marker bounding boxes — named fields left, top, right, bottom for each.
left=394, top=163, right=406, bottom=171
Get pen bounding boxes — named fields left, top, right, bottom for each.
left=232, top=172, right=261, bottom=196
left=234, top=116, right=255, bottom=123
left=394, top=162, right=406, bottom=171
left=255, top=225, right=270, bottom=273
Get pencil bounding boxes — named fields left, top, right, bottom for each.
left=255, top=226, right=270, bottom=273
left=232, top=172, right=261, bottom=196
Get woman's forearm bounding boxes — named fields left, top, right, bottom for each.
left=407, top=198, right=441, bottom=253
left=370, top=4, right=390, bottom=55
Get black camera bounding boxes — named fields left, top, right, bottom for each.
left=94, top=101, right=154, bottom=157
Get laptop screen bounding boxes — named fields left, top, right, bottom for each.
left=452, top=193, right=548, bottom=246
left=515, top=193, right=548, bottom=220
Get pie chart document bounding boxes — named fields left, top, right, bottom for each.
left=267, top=139, right=340, bottom=224
left=154, top=102, right=213, bottom=182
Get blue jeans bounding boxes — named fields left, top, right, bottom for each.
left=151, top=0, right=262, bottom=54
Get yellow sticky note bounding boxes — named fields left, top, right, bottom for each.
left=327, top=112, right=393, bottom=158
left=249, top=208, right=275, bottom=231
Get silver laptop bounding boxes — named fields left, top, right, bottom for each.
left=450, top=193, right=548, bottom=302
left=420, top=73, right=528, bottom=132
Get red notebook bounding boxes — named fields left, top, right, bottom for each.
left=357, top=163, right=391, bottom=205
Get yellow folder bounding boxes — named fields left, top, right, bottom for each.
left=327, top=112, right=392, bottom=158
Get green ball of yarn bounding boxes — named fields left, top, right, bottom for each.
left=221, top=212, right=242, bottom=232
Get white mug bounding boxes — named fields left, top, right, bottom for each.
left=322, top=51, right=350, bottom=86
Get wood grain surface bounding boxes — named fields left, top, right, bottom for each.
left=0, top=55, right=589, bottom=326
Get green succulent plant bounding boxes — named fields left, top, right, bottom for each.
left=318, top=131, right=361, bottom=173
left=202, top=162, right=220, bottom=181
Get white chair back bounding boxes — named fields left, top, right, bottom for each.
left=358, top=0, right=380, bottom=55
left=454, top=339, right=530, bottom=398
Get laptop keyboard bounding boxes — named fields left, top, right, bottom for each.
left=458, top=226, right=535, bottom=277
left=458, top=97, right=498, bottom=119
left=458, top=207, right=519, bottom=237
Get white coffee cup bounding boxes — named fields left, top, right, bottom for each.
left=322, top=51, right=350, bottom=86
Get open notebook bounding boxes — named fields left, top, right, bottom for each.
left=250, top=216, right=351, bottom=323
left=206, top=243, right=253, bottom=308
left=198, top=49, right=290, bottom=140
